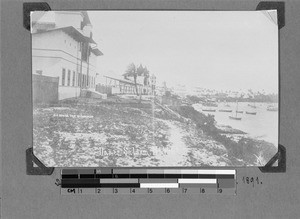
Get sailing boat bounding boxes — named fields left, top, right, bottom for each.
left=219, top=101, right=232, bottom=112
left=202, top=108, right=216, bottom=112
left=246, top=102, right=257, bottom=115
left=248, top=102, right=256, bottom=108
left=219, top=109, right=232, bottom=112
left=229, top=101, right=242, bottom=120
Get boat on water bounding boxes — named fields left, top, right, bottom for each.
left=229, top=101, right=242, bottom=120
left=246, top=111, right=257, bottom=115
left=202, top=109, right=216, bottom=112
left=203, top=102, right=218, bottom=107
left=219, top=109, right=232, bottom=112
left=229, top=115, right=242, bottom=120
left=267, top=105, right=278, bottom=111
left=248, top=102, right=257, bottom=108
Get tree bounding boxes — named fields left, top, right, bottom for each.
left=136, top=64, right=144, bottom=77
left=123, top=63, right=139, bottom=95
left=123, top=63, right=151, bottom=96
left=143, top=66, right=150, bottom=86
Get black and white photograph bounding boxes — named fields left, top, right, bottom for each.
left=31, top=10, right=279, bottom=167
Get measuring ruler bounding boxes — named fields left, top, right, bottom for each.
left=60, top=169, right=236, bottom=195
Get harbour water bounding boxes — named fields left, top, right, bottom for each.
left=193, top=102, right=278, bottom=147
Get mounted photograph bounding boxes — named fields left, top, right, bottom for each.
left=31, top=10, right=279, bottom=167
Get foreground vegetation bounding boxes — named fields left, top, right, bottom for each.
left=33, top=98, right=277, bottom=167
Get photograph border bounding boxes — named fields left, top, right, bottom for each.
left=25, top=1, right=285, bottom=173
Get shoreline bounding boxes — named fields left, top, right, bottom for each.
left=172, top=105, right=278, bottom=166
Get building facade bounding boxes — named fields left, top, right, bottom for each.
left=31, top=11, right=102, bottom=100
left=99, top=73, right=156, bottom=96
left=104, top=76, right=144, bottom=95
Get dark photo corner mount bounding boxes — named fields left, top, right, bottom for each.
left=24, top=2, right=53, bottom=175
left=26, top=148, right=54, bottom=175
left=256, top=1, right=286, bottom=173
left=23, top=2, right=51, bottom=31
left=24, top=1, right=286, bottom=175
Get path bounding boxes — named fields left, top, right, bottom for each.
left=153, top=120, right=190, bottom=166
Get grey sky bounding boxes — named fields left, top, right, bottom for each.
left=89, top=11, right=278, bottom=93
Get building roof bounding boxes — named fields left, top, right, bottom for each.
left=104, top=75, right=143, bottom=86
left=33, top=26, right=97, bottom=44
left=91, top=48, right=103, bottom=56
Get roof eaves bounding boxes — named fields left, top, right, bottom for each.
left=104, top=76, right=143, bottom=86
left=91, top=48, right=103, bottom=56
left=33, top=26, right=97, bottom=44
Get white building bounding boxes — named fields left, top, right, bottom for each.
left=102, top=73, right=155, bottom=96
left=31, top=11, right=103, bottom=100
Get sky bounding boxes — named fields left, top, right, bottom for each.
left=88, top=11, right=278, bottom=93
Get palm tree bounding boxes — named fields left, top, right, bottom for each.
left=123, top=63, right=152, bottom=97
left=136, top=64, right=144, bottom=77
left=123, top=63, right=139, bottom=95
left=143, top=66, right=150, bottom=86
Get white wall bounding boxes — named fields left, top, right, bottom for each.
left=32, top=12, right=99, bottom=100
left=32, top=30, right=80, bottom=59
left=32, top=30, right=97, bottom=89
left=89, top=52, right=97, bottom=68
left=59, top=87, right=81, bottom=100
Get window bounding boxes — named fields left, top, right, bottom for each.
left=67, top=70, right=71, bottom=86
left=72, top=71, right=75, bottom=86
left=77, top=73, right=80, bottom=86
left=61, top=68, right=66, bottom=86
